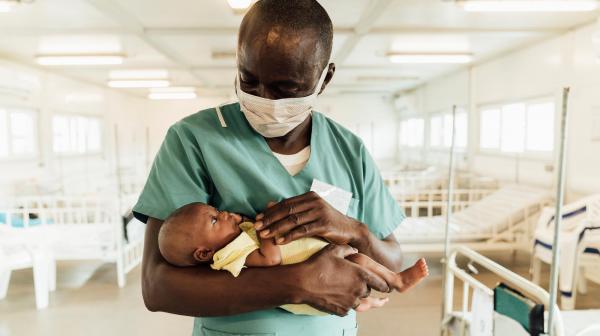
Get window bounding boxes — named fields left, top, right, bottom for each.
left=479, top=99, right=555, bottom=154
left=429, top=109, right=468, bottom=149
left=399, top=118, right=424, bottom=148
left=52, top=114, right=103, bottom=154
left=0, top=107, right=37, bottom=159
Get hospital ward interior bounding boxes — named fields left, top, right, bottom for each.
left=2, top=0, right=600, bottom=335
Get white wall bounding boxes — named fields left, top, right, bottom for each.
left=0, top=59, right=148, bottom=198
left=405, top=22, right=600, bottom=196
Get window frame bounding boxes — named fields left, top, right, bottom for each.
left=51, top=112, right=104, bottom=157
left=399, top=117, right=425, bottom=149
left=427, top=107, right=469, bottom=152
left=0, top=105, right=39, bottom=162
left=477, top=96, right=556, bottom=160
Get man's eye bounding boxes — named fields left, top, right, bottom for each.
left=211, top=217, right=217, bottom=225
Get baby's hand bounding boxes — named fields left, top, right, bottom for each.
left=354, top=297, right=389, bottom=313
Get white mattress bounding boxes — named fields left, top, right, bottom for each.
left=562, top=310, right=600, bottom=336
left=395, top=185, right=551, bottom=243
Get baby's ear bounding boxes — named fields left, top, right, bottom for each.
left=193, top=248, right=214, bottom=263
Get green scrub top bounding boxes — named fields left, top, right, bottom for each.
left=133, top=102, right=405, bottom=336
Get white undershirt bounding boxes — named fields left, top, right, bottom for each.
left=272, top=146, right=311, bottom=176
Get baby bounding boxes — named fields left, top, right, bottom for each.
left=158, top=202, right=429, bottom=315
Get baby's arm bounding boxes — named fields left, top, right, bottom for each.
left=245, top=235, right=282, bottom=267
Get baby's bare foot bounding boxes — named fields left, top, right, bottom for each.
left=395, top=258, right=429, bottom=292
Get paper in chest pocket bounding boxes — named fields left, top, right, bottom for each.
left=310, top=179, right=353, bottom=215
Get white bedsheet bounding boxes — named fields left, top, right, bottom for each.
left=395, top=185, right=551, bottom=243
left=562, top=310, right=600, bottom=336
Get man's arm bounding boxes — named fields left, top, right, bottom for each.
left=142, top=216, right=390, bottom=317
left=349, top=223, right=403, bottom=273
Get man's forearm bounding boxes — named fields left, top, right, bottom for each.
left=143, top=217, right=304, bottom=317
left=144, top=261, right=302, bottom=317
left=348, top=220, right=403, bottom=272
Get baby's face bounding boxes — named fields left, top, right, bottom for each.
left=194, top=205, right=244, bottom=251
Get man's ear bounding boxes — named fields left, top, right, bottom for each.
left=193, top=248, right=214, bottom=263
left=319, top=63, right=336, bottom=95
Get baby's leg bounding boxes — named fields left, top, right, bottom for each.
left=346, top=253, right=429, bottom=293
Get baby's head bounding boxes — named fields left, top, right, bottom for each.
left=159, top=203, right=243, bottom=267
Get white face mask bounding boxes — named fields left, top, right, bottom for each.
left=236, top=66, right=329, bottom=138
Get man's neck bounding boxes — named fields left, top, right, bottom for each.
left=265, top=115, right=312, bottom=155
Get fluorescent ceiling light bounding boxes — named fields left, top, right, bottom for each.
left=460, top=1, right=599, bottom=12
left=150, top=87, right=196, bottom=93
left=36, top=54, right=124, bottom=66
left=0, top=1, right=15, bottom=12
left=357, top=76, right=420, bottom=82
left=108, top=80, right=170, bottom=88
left=387, top=53, right=473, bottom=64
left=148, top=92, right=197, bottom=100
left=110, top=69, right=168, bottom=80
left=227, top=0, right=253, bottom=10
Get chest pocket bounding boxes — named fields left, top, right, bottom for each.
left=347, top=198, right=360, bottom=220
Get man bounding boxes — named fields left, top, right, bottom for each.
left=134, top=1, right=405, bottom=335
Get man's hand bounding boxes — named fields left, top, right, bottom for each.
left=254, top=191, right=364, bottom=246
left=291, top=244, right=390, bottom=316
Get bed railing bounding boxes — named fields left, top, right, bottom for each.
left=395, top=189, right=495, bottom=218
left=443, top=246, right=564, bottom=336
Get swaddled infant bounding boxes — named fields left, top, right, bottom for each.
left=158, top=202, right=429, bottom=315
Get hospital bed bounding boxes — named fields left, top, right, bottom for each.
left=531, top=195, right=600, bottom=310
left=385, top=166, right=447, bottom=195
left=394, top=185, right=552, bottom=253
left=0, top=196, right=144, bottom=289
left=0, top=221, right=55, bottom=310
left=443, top=246, right=600, bottom=336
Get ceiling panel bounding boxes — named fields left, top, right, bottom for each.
left=376, top=0, right=599, bottom=29
left=0, top=0, right=119, bottom=29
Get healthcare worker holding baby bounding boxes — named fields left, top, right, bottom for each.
left=133, top=1, right=406, bottom=335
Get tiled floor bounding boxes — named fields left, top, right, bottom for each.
left=1, top=252, right=598, bottom=336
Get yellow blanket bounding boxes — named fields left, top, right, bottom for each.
left=211, top=222, right=329, bottom=316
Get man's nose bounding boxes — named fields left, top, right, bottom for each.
left=257, top=84, right=277, bottom=100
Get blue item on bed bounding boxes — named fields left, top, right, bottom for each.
left=0, top=213, right=48, bottom=228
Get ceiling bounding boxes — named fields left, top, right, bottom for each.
left=0, top=0, right=598, bottom=97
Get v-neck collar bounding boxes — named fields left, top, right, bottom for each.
left=254, top=113, right=320, bottom=179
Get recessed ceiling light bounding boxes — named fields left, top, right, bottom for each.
left=108, top=80, right=170, bottom=88
left=387, top=53, right=473, bottom=64
left=460, top=1, right=599, bottom=12
left=36, top=54, right=125, bottom=66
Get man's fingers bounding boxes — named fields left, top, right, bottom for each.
left=255, top=192, right=320, bottom=229
left=278, top=221, right=322, bottom=244
left=359, top=267, right=390, bottom=293
left=259, top=210, right=314, bottom=239
left=327, top=244, right=358, bottom=259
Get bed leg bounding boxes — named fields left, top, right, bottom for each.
left=531, top=257, right=542, bottom=284
left=0, top=269, right=11, bottom=300
left=48, top=257, right=56, bottom=292
left=560, top=294, right=575, bottom=311
left=116, top=255, right=126, bottom=288
left=32, top=252, right=49, bottom=309
left=577, top=267, right=588, bottom=295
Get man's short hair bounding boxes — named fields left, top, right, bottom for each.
left=242, top=0, right=334, bottom=67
